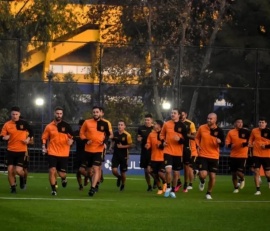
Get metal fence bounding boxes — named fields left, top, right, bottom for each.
left=0, top=39, right=269, bottom=175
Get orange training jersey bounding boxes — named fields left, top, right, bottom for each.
left=190, top=139, right=198, bottom=157
left=42, top=120, right=73, bottom=157
left=146, top=130, right=164, bottom=161
left=195, top=124, right=225, bottom=160
left=160, top=120, right=187, bottom=156
left=1, top=119, right=33, bottom=152
left=249, top=128, right=270, bottom=158
left=80, top=119, right=109, bottom=153
left=226, top=128, right=249, bottom=158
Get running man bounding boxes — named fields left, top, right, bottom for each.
left=110, top=120, right=132, bottom=191
left=225, top=118, right=250, bottom=193
left=42, top=106, right=74, bottom=196
left=195, top=113, right=225, bottom=200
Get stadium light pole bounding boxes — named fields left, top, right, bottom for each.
left=35, top=97, right=44, bottom=132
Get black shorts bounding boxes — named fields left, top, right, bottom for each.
left=6, top=151, right=25, bottom=167
left=84, top=152, right=102, bottom=167
left=246, top=156, right=255, bottom=168
left=253, top=156, right=270, bottom=171
left=47, top=155, right=68, bottom=173
left=229, top=157, right=247, bottom=173
left=183, top=147, right=191, bottom=165
left=150, top=161, right=165, bottom=174
left=164, top=154, right=183, bottom=171
left=140, top=149, right=151, bottom=169
left=197, top=157, right=219, bottom=173
left=111, top=153, right=128, bottom=172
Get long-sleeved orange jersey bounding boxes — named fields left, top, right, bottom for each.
left=226, top=128, right=249, bottom=158
left=80, top=119, right=110, bottom=153
left=249, top=128, right=270, bottom=158
left=42, top=120, right=73, bottom=157
left=0, top=119, right=33, bottom=152
left=195, top=124, right=224, bottom=160
left=159, top=120, right=187, bottom=156
left=146, top=131, right=164, bottom=161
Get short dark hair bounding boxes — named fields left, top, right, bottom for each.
left=172, top=108, right=181, bottom=114
left=54, top=106, right=63, bottom=111
left=259, top=117, right=267, bottom=122
left=155, top=120, right=163, bottom=127
left=180, top=109, right=187, bottom=114
left=118, top=119, right=126, bottom=125
left=11, top=106, right=20, bottom=112
left=144, top=113, right=152, bottom=118
left=92, top=106, right=100, bottom=111
left=99, top=106, right=104, bottom=112
left=234, top=118, right=243, bottom=123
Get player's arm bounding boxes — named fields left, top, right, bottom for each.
left=145, top=135, right=151, bottom=149
left=0, top=123, right=10, bottom=140
left=248, top=130, right=255, bottom=148
left=195, top=127, right=202, bottom=149
left=225, top=131, right=232, bottom=148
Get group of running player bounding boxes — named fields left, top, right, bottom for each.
left=1, top=106, right=270, bottom=198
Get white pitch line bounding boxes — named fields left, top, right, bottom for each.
left=205, top=201, right=270, bottom=203
left=0, top=197, right=116, bottom=202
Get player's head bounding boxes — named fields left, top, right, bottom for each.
left=258, top=117, right=267, bottom=129
left=54, top=106, right=64, bottom=122
left=154, top=120, right=163, bottom=131
left=171, top=108, right=181, bottom=122
left=180, top=109, right=188, bottom=121
left=92, top=106, right=102, bottom=121
left=10, top=106, right=20, bottom=122
left=207, top=113, right=217, bottom=127
left=99, top=106, right=105, bottom=118
left=118, top=120, right=126, bottom=132
left=144, top=113, right=153, bottom=127
left=234, top=118, right=243, bottom=129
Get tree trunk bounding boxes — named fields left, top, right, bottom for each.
left=188, top=0, right=227, bottom=120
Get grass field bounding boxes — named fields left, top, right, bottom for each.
left=0, top=173, right=269, bottom=231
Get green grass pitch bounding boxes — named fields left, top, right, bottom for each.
left=0, top=173, right=269, bottom=231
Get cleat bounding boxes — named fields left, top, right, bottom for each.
left=199, top=182, right=205, bottom=191
left=88, top=188, right=96, bottom=197
left=183, top=189, right=188, bottom=193
left=254, top=191, right=261, bottom=195
left=84, top=177, right=89, bottom=186
left=61, top=178, right=67, bottom=188
left=147, top=185, right=153, bottom=192
left=10, top=187, right=16, bottom=194
left=120, top=184, right=125, bottom=191
left=239, top=180, right=245, bottom=189
left=157, top=189, right=163, bottom=195
left=162, top=183, right=167, bottom=192
left=79, top=185, right=83, bottom=191
left=51, top=191, right=57, bottom=196
left=187, top=186, right=193, bottom=190
left=169, top=192, right=176, bottom=198
left=164, top=188, right=171, bottom=198
left=233, top=189, right=239, bottom=193
left=206, top=194, right=212, bottom=200
left=175, top=183, right=182, bottom=192
left=116, top=176, right=121, bottom=187
left=19, top=176, right=25, bottom=189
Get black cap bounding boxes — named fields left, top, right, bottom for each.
left=11, top=106, right=20, bottom=112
